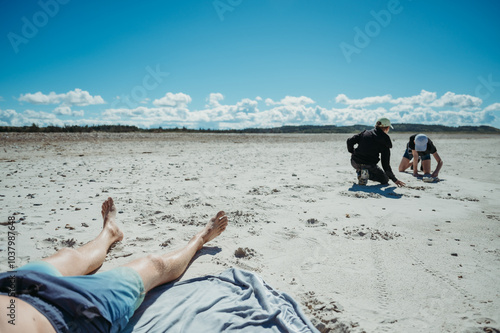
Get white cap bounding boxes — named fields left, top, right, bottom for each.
left=414, top=134, right=428, bottom=152
left=376, top=117, right=393, bottom=129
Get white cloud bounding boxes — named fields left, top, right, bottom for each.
left=2, top=90, right=498, bottom=129
left=19, top=91, right=62, bottom=104
left=0, top=96, right=4, bottom=102
left=265, top=98, right=275, bottom=106
left=206, top=93, right=224, bottom=107
left=103, top=94, right=262, bottom=128
left=482, top=103, right=500, bottom=112
left=0, top=109, right=18, bottom=126
left=53, top=106, right=84, bottom=117
left=236, top=98, right=259, bottom=112
left=390, top=90, right=437, bottom=105
left=336, top=93, right=392, bottom=107
left=265, top=96, right=315, bottom=106
left=430, top=92, right=482, bottom=109
left=280, top=96, right=315, bottom=106
left=336, top=90, right=483, bottom=110
left=153, top=92, right=192, bottom=107
left=63, top=89, right=105, bottom=106
left=1, top=109, right=65, bottom=127
left=389, top=104, right=414, bottom=113
left=19, top=89, right=105, bottom=106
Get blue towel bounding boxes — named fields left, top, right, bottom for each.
left=124, top=268, right=319, bottom=333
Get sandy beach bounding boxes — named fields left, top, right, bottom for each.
left=1, top=132, right=499, bottom=333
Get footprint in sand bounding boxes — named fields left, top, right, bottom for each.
left=234, top=247, right=256, bottom=259
left=301, top=291, right=352, bottom=333
left=341, top=227, right=402, bottom=240
left=340, top=191, right=383, bottom=199
left=305, top=218, right=327, bottom=228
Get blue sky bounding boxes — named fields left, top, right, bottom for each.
left=1, top=0, right=500, bottom=129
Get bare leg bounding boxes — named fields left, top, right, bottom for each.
left=398, top=157, right=412, bottom=172
left=421, top=159, right=431, bottom=174
left=42, top=197, right=124, bottom=276
left=123, top=211, right=228, bottom=292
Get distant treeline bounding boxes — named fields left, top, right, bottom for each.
left=1, top=123, right=499, bottom=134
left=0, top=124, right=232, bottom=133
left=241, top=124, right=500, bottom=134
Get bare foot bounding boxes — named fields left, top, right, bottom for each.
left=101, top=197, right=124, bottom=243
left=196, top=211, right=228, bottom=250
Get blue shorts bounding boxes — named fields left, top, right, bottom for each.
left=16, top=261, right=145, bottom=332
left=403, top=146, right=430, bottom=161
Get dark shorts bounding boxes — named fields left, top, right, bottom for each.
left=15, top=261, right=145, bottom=333
left=403, top=145, right=430, bottom=161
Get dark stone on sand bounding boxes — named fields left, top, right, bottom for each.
left=451, top=253, right=458, bottom=256
left=61, top=238, right=77, bottom=247
left=235, top=247, right=255, bottom=258
left=235, top=248, right=246, bottom=258
left=159, top=239, right=173, bottom=247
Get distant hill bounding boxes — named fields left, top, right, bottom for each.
left=240, top=125, right=372, bottom=133
left=389, top=124, right=500, bottom=134
left=241, top=124, right=500, bottom=134
left=1, top=123, right=499, bottom=134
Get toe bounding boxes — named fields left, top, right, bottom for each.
left=219, top=217, right=228, bottom=229
left=215, top=211, right=225, bottom=220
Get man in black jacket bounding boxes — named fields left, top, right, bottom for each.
left=347, top=117, right=405, bottom=187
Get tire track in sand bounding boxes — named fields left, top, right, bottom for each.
left=370, top=230, right=394, bottom=332
left=373, top=211, right=477, bottom=331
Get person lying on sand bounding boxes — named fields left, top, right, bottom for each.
left=347, top=117, right=405, bottom=187
left=398, top=133, right=443, bottom=181
left=0, top=197, right=228, bottom=333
